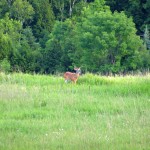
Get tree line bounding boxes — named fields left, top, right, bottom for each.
left=0, top=0, right=150, bottom=74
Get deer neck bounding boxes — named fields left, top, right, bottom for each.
left=75, top=72, right=80, bottom=77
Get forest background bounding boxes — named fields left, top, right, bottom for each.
left=0, top=0, right=150, bottom=74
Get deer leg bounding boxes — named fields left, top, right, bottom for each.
left=73, top=80, right=77, bottom=84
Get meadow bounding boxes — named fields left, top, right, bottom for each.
left=0, top=73, right=150, bottom=150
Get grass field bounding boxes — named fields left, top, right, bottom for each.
left=0, top=73, right=150, bottom=150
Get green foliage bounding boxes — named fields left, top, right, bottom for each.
left=44, top=20, right=77, bottom=73
left=16, top=27, right=41, bottom=72
left=29, top=0, right=55, bottom=47
left=0, top=0, right=149, bottom=74
left=0, top=13, right=41, bottom=73
left=10, top=0, right=34, bottom=24
left=105, top=0, right=150, bottom=34
left=73, top=3, right=146, bottom=73
left=0, top=0, right=9, bottom=18
left=50, top=0, right=89, bottom=21
left=0, top=58, right=11, bottom=73
left=43, top=0, right=149, bottom=74
left=0, top=14, right=22, bottom=67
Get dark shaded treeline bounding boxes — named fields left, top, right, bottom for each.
left=0, top=0, right=150, bottom=74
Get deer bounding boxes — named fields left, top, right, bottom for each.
left=64, top=67, right=81, bottom=84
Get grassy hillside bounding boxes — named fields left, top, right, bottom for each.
left=0, top=73, right=150, bottom=150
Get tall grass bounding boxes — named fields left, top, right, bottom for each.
left=0, top=73, right=150, bottom=150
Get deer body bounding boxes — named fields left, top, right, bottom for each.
left=64, top=68, right=81, bottom=84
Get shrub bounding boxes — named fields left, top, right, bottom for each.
left=0, top=58, right=11, bottom=73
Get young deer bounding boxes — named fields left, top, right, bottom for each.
left=64, top=68, right=81, bottom=84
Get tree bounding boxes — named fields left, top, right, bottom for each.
left=105, top=0, right=150, bottom=35
left=144, top=0, right=150, bottom=26
left=43, top=20, right=76, bottom=73
left=0, top=14, right=22, bottom=71
left=28, top=0, right=55, bottom=48
left=144, top=25, right=150, bottom=50
left=0, top=13, right=41, bottom=72
left=73, top=0, right=146, bottom=73
left=10, top=0, right=34, bottom=25
left=14, top=27, right=41, bottom=72
left=50, top=0, right=92, bottom=21
left=0, top=0, right=8, bottom=18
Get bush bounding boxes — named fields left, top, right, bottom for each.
left=0, top=58, right=11, bottom=73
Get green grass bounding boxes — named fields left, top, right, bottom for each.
left=0, top=72, right=150, bottom=150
